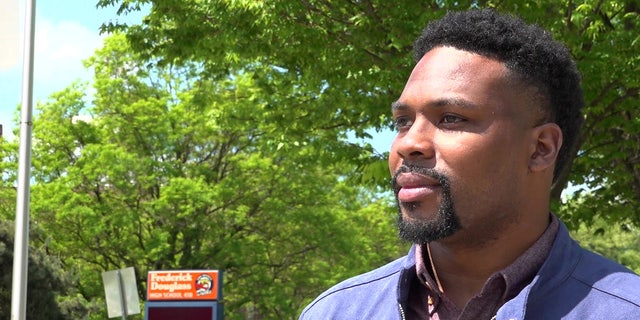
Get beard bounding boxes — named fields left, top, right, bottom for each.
left=392, top=164, right=461, bottom=244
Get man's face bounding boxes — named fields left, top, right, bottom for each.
left=389, top=46, right=539, bottom=246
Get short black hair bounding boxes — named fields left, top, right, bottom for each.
left=414, top=9, right=584, bottom=183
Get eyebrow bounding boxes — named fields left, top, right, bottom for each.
left=391, top=97, right=479, bottom=111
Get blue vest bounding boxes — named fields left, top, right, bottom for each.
left=300, top=222, right=640, bottom=319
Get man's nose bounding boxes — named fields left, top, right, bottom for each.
left=393, top=117, right=436, bottom=161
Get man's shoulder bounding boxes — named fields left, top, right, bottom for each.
left=503, top=229, right=640, bottom=319
left=547, top=220, right=640, bottom=303
left=528, top=241, right=640, bottom=319
left=571, top=247, right=640, bottom=304
left=299, top=254, right=410, bottom=319
left=306, top=255, right=407, bottom=304
left=321, top=254, right=407, bottom=293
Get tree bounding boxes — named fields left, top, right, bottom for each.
left=0, top=218, right=91, bottom=319
left=97, top=0, right=640, bottom=228
left=540, top=0, right=640, bottom=228
left=1, top=136, right=94, bottom=319
left=28, top=34, right=405, bottom=319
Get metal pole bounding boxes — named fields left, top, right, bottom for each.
left=11, top=0, right=36, bottom=319
left=117, top=270, right=128, bottom=320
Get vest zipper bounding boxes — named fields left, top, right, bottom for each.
left=398, top=302, right=406, bottom=320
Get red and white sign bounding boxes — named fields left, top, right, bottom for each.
left=147, top=270, right=219, bottom=301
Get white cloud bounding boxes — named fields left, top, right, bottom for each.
left=0, top=16, right=104, bottom=140
left=34, top=19, right=104, bottom=93
left=0, top=0, right=20, bottom=70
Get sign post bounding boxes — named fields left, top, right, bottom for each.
left=117, top=270, right=128, bottom=320
left=102, top=267, right=141, bottom=319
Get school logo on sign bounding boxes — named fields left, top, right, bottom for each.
left=195, top=274, right=213, bottom=297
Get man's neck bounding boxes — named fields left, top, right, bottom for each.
left=427, top=214, right=551, bottom=308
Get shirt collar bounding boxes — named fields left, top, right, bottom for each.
left=414, top=213, right=560, bottom=306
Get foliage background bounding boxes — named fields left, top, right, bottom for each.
left=1, top=0, right=639, bottom=319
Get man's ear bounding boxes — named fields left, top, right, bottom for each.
left=528, top=123, right=563, bottom=173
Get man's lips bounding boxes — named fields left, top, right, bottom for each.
left=395, top=173, right=441, bottom=202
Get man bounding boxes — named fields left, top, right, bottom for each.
left=300, top=9, right=640, bottom=320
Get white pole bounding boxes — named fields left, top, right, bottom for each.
left=11, top=0, right=36, bottom=319
left=117, top=270, right=129, bottom=320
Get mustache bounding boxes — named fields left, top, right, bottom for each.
left=391, top=164, right=450, bottom=191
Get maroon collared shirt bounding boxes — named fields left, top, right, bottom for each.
left=406, top=215, right=560, bottom=320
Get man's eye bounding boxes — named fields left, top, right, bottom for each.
left=393, top=117, right=413, bottom=130
left=441, top=114, right=464, bottom=124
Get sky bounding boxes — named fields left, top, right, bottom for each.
left=0, top=0, right=146, bottom=140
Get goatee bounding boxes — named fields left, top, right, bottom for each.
left=391, top=164, right=461, bottom=244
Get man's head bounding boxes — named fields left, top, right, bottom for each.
left=389, top=9, right=584, bottom=246
left=413, top=9, right=584, bottom=182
